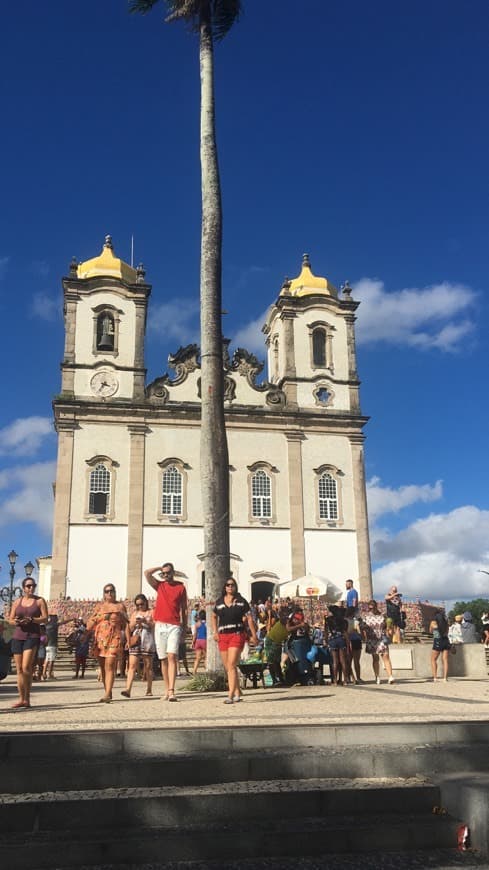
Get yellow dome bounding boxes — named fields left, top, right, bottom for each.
left=284, top=254, right=337, bottom=298
left=77, top=235, right=137, bottom=283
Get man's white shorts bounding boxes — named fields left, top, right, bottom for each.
left=45, top=646, right=57, bottom=663
left=154, top=622, right=181, bottom=660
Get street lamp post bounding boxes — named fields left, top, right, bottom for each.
left=0, top=552, right=35, bottom=613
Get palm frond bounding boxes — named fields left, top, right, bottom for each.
left=165, top=0, right=201, bottom=24
left=128, top=0, right=162, bottom=14
left=129, top=0, right=242, bottom=41
left=212, top=0, right=241, bottom=41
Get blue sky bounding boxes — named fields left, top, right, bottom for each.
left=0, top=0, right=488, bottom=603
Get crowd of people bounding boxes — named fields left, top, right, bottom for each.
left=4, top=569, right=488, bottom=710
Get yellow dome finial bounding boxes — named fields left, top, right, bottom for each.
left=77, top=235, right=138, bottom=283
left=283, top=254, right=338, bottom=298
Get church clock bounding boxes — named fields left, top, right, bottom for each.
left=90, top=369, right=119, bottom=398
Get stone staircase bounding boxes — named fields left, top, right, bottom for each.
left=1, top=722, right=488, bottom=868
left=402, top=628, right=432, bottom=644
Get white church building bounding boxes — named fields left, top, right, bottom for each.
left=46, top=237, right=372, bottom=603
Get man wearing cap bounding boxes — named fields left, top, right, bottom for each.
left=460, top=612, right=478, bottom=644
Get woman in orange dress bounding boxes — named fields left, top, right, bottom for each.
left=86, top=584, right=128, bottom=703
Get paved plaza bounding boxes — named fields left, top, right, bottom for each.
left=1, top=672, right=488, bottom=732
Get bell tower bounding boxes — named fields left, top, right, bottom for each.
left=60, top=235, right=151, bottom=402
left=263, top=254, right=372, bottom=600
left=264, top=254, right=360, bottom=414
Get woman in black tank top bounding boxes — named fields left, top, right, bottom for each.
left=9, top=576, right=48, bottom=709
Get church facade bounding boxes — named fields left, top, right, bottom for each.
left=49, top=237, right=372, bottom=602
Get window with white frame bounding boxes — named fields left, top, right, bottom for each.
left=89, top=463, right=111, bottom=515
left=251, top=469, right=272, bottom=518
left=158, top=458, right=188, bottom=521
left=161, top=464, right=183, bottom=516
left=318, top=472, right=338, bottom=520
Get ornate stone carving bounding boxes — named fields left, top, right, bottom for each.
left=230, top=347, right=286, bottom=408
left=224, top=376, right=236, bottom=402
left=265, top=387, right=286, bottom=409
left=167, top=344, right=200, bottom=384
left=145, top=378, right=169, bottom=403
left=146, top=343, right=200, bottom=401
left=145, top=341, right=286, bottom=409
left=231, top=348, right=264, bottom=388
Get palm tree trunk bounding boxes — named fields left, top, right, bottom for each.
left=199, top=5, right=230, bottom=671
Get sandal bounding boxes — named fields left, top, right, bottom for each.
left=121, top=690, right=131, bottom=698
left=168, top=693, right=178, bottom=702
left=224, top=698, right=234, bottom=704
left=145, top=691, right=153, bottom=696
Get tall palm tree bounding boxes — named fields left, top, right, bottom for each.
left=130, top=1, right=241, bottom=668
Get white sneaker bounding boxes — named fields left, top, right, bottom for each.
left=388, top=676, right=395, bottom=684
left=376, top=676, right=381, bottom=685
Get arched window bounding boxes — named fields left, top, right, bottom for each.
left=318, top=472, right=338, bottom=520
left=308, top=320, right=335, bottom=372
left=96, top=312, right=115, bottom=351
left=92, top=304, right=121, bottom=356
left=251, top=469, right=272, bottom=519
left=89, top=463, right=111, bottom=515
left=162, top=464, right=183, bottom=516
left=158, top=458, right=189, bottom=522
left=312, top=327, right=327, bottom=367
left=247, top=461, right=278, bottom=524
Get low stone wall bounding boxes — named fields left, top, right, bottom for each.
left=389, top=643, right=487, bottom=679
left=290, top=597, right=438, bottom=633
left=36, top=596, right=443, bottom=638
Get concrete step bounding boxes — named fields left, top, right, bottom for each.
left=2, top=722, right=489, bottom=795
left=0, top=808, right=463, bottom=869
left=47, top=852, right=489, bottom=870
left=2, top=741, right=489, bottom=794
left=0, top=777, right=439, bottom=833
left=2, top=722, right=487, bottom=863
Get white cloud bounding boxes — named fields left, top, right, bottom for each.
left=367, top=476, right=442, bottom=523
left=367, top=478, right=489, bottom=600
left=354, top=278, right=476, bottom=352
left=0, top=460, right=55, bottom=535
left=371, top=506, right=489, bottom=601
left=373, top=552, right=488, bottom=602
left=0, top=417, right=53, bottom=457
left=0, top=256, right=9, bottom=280
left=373, top=506, right=489, bottom=563
left=31, top=292, right=59, bottom=322
left=233, top=310, right=268, bottom=355
left=148, top=297, right=199, bottom=346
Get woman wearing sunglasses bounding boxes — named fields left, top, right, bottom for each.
left=121, top=594, right=155, bottom=699
left=9, top=577, right=48, bottom=709
left=86, top=585, right=128, bottom=703
left=212, top=579, right=258, bottom=704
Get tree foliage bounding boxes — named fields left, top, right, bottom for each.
left=129, top=0, right=241, bottom=40
left=449, top=598, right=489, bottom=628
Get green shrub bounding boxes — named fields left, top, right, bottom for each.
left=182, top=671, right=228, bottom=693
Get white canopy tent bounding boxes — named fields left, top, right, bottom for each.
left=275, top=575, right=343, bottom=603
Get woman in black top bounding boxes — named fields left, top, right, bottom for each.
left=212, top=579, right=258, bottom=704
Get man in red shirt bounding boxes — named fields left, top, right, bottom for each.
left=144, top=562, right=187, bottom=702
